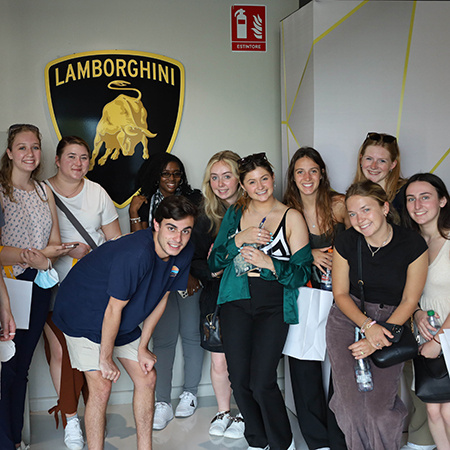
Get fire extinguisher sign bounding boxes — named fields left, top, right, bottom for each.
left=231, top=5, right=267, bottom=52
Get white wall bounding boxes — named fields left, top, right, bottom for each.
left=1, top=0, right=298, bottom=411
left=281, top=0, right=450, bottom=193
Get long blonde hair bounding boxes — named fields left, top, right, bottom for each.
left=353, top=132, right=405, bottom=202
left=202, top=150, right=242, bottom=236
left=0, top=124, right=43, bottom=202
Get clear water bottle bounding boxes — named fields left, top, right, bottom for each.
left=354, top=327, right=373, bottom=392
left=428, top=310, right=441, bottom=335
left=355, top=358, right=374, bottom=392
left=320, top=248, right=333, bottom=291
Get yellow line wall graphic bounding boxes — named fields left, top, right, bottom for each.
left=280, top=0, right=450, bottom=181
left=396, top=1, right=416, bottom=139
left=282, top=0, right=369, bottom=160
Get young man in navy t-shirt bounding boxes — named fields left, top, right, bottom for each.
left=53, top=195, right=197, bottom=450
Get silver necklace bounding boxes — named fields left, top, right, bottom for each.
left=365, top=225, right=392, bottom=257
left=303, top=210, right=317, bottom=229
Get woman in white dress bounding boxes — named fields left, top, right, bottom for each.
left=405, top=172, right=450, bottom=449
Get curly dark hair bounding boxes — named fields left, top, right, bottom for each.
left=136, top=152, right=194, bottom=199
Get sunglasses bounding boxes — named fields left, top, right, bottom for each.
left=239, top=152, right=268, bottom=166
left=366, top=132, right=397, bottom=144
left=161, top=170, right=183, bottom=179
left=8, top=124, right=40, bottom=135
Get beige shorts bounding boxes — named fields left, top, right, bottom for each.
left=64, top=334, right=140, bottom=372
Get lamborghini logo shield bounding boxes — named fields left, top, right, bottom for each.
left=45, top=50, right=185, bottom=208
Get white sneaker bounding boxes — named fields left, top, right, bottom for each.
left=153, top=402, right=174, bottom=430
left=247, top=446, right=269, bottom=450
left=175, top=391, right=197, bottom=418
left=18, top=442, right=30, bottom=450
left=224, top=413, right=245, bottom=439
left=401, top=444, right=436, bottom=450
left=209, top=410, right=231, bottom=436
left=64, top=418, right=84, bottom=450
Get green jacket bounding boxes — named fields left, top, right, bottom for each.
left=208, top=205, right=312, bottom=324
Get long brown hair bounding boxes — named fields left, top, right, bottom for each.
left=283, top=147, right=339, bottom=239
left=353, top=132, right=405, bottom=202
left=0, top=124, right=43, bottom=202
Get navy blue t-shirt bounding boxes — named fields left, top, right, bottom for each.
left=53, top=228, right=193, bottom=345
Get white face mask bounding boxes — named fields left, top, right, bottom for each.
left=34, top=267, right=59, bottom=289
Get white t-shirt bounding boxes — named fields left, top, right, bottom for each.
left=47, top=178, right=118, bottom=281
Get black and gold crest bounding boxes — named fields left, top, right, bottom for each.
left=45, top=50, right=185, bottom=208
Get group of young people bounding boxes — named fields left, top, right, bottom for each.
left=0, top=124, right=448, bottom=450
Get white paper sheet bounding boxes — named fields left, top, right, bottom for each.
left=442, top=329, right=450, bottom=374
left=4, top=278, right=33, bottom=330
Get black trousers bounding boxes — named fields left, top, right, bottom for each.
left=289, top=357, right=347, bottom=450
left=0, top=269, right=51, bottom=449
left=220, top=278, right=292, bottom=450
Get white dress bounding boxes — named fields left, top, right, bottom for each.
left=420, top=237, right=450, bottom=324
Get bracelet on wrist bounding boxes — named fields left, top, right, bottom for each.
left=433, top=335, right=441, bottom=345
left=360, top=317, right=372, bottom=333
left=361, top=318, right=376, bottom=334
left=130, top=217, right=141, bottom=224
left=413, top=308, right=422, bottom=319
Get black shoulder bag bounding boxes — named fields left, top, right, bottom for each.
left=51, top=188, right=98, bottom=250
left=357, top=236, right=418, bottom=368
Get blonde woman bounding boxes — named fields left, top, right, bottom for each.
left=191, top=151, right=244, bottom=438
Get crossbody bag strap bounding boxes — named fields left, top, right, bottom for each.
left=48, top=184, right=98, bottom=250
left=357, top=235, right=366, bottom=314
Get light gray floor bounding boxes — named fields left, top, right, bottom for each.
left=29, top=396, right=308, bottom=449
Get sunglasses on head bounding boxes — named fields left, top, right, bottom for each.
left=8, top=124, right=40, bottom=137
left=239, top=152, right=267, bottom=166
left=366, top=132, right=397, bottom=144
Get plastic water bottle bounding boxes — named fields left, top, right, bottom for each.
left=320, top=248, right=333, bottom=291
left=355, top=358, right=374, bottom=392
left=428, top=310, right=441, bottom=335
left=354, top=327, right=373, bottom=392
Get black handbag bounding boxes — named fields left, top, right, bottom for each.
left=200, top=304, right=222, bottom=351
left=414, top=354, right=450, bottom=403
left=357, top=237, right=418, bottom=368
left=199, top=278, right=224, bottom=351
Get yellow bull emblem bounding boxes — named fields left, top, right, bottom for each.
left=90, top=80, right=157, bottom=170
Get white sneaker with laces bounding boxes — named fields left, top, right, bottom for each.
left=64, top=418, right=84, bottom=450
left=153, top=402, right=174, bottom=430
left=401, top=444, right=436, bottom=450
left=209, top=410, right=231, bottom=436
left=224, top=413, right=245, bottom=439
left=175, top=391, right=197, bottom=418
